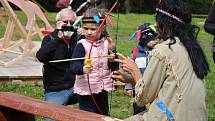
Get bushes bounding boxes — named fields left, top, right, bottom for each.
left=110, top=0, right=213, bottom=14
left=186, top=0, right=213, bottom=14
left=1, top=0, right=212, bottom=14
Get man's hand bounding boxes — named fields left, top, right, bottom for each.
left=56, top=21, right=65, bottom=30
left=56, top=21, right=65, bottom=38
left=77, top=27, right=85, bottom=36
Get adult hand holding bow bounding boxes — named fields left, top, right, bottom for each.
left=111, top=53, right=142, bottom=85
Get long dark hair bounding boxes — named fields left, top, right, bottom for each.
left=156, top=0, right=209, bottom=79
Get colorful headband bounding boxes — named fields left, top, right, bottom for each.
left=156, top=8, right=184, bottom=23
left=82, top=16, right=105, bottom=24
left=129, top=25, right=157, bottom=41
left=82, top=15, right=113, bottom=28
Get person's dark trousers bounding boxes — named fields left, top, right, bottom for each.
left=132, top=90, right=147, bottom=115
left=78, top=90, right=109, bottom=116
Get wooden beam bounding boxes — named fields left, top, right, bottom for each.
left=0, top=92, right=121, bottom=121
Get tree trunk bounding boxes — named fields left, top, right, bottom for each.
left=125, top=0, right=131, bottom=14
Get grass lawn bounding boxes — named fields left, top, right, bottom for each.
left=0, top=11, right=214, bottom=120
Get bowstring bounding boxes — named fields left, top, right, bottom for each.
left=109, top=0, right=120, bottom=115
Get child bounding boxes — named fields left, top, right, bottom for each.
left=70, top=8, right=118, bottom=115
left=125, top=23, right=159, bottom=115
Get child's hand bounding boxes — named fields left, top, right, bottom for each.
left=107, top=37, right=115, bottom=51
left=124, top=89, right=133, bottom=97
left=83, top=58, right=93, bottom=74
left=108, top=50, right=116, bottom=62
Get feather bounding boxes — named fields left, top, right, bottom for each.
left=93, top=15, right=100, bottom=24
left=73, top=16, right=83, bottom=26
left=149, top=25, right=156, bottom=32
left=136, top=30, right=141, bottom=40
left=106, top=15, right=113, bottom=27
left=129, top=32, right=137, bottom=41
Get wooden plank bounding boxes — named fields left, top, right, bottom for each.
left=0, top=0, right=47, bottom=67
left=0, top=41, right=42, bottom=78
left=0, top=92, right=108, bottom=121
left=0, top=49, right=22, bottom=55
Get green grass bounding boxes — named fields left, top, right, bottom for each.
left=0, top=11, right=215, bottom=120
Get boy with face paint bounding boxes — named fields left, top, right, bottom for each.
left=36, top=8, right=78, bottom=121
left=125, top=23, right=159, bottom=115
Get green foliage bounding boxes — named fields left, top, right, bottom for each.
left=109, top=86, right=133, bottom=119
left=0, top=83, right=44, bottom=99
left=186, top=0, right=212, bottom=14
left=8, top=0, right=212, bottom=14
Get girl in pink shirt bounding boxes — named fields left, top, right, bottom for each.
left=70, top=8, right=118, bottom=115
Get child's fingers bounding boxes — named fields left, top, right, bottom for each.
left=109, top=49, right=114, bottom=54
left=107, top=36, right=112, bottom=42
left=108, top=50, right=115, bottom=62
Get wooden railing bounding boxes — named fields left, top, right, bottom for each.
left=0, top=92, right=122, bottom=121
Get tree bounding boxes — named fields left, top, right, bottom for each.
left=124, top=0, right=131, bottom=14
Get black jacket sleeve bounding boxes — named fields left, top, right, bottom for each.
left=204, top=3, right=215, bottom=35
left=70, top=43, right=85, bottom=75
left=36, top=34, right=58, bottom=63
